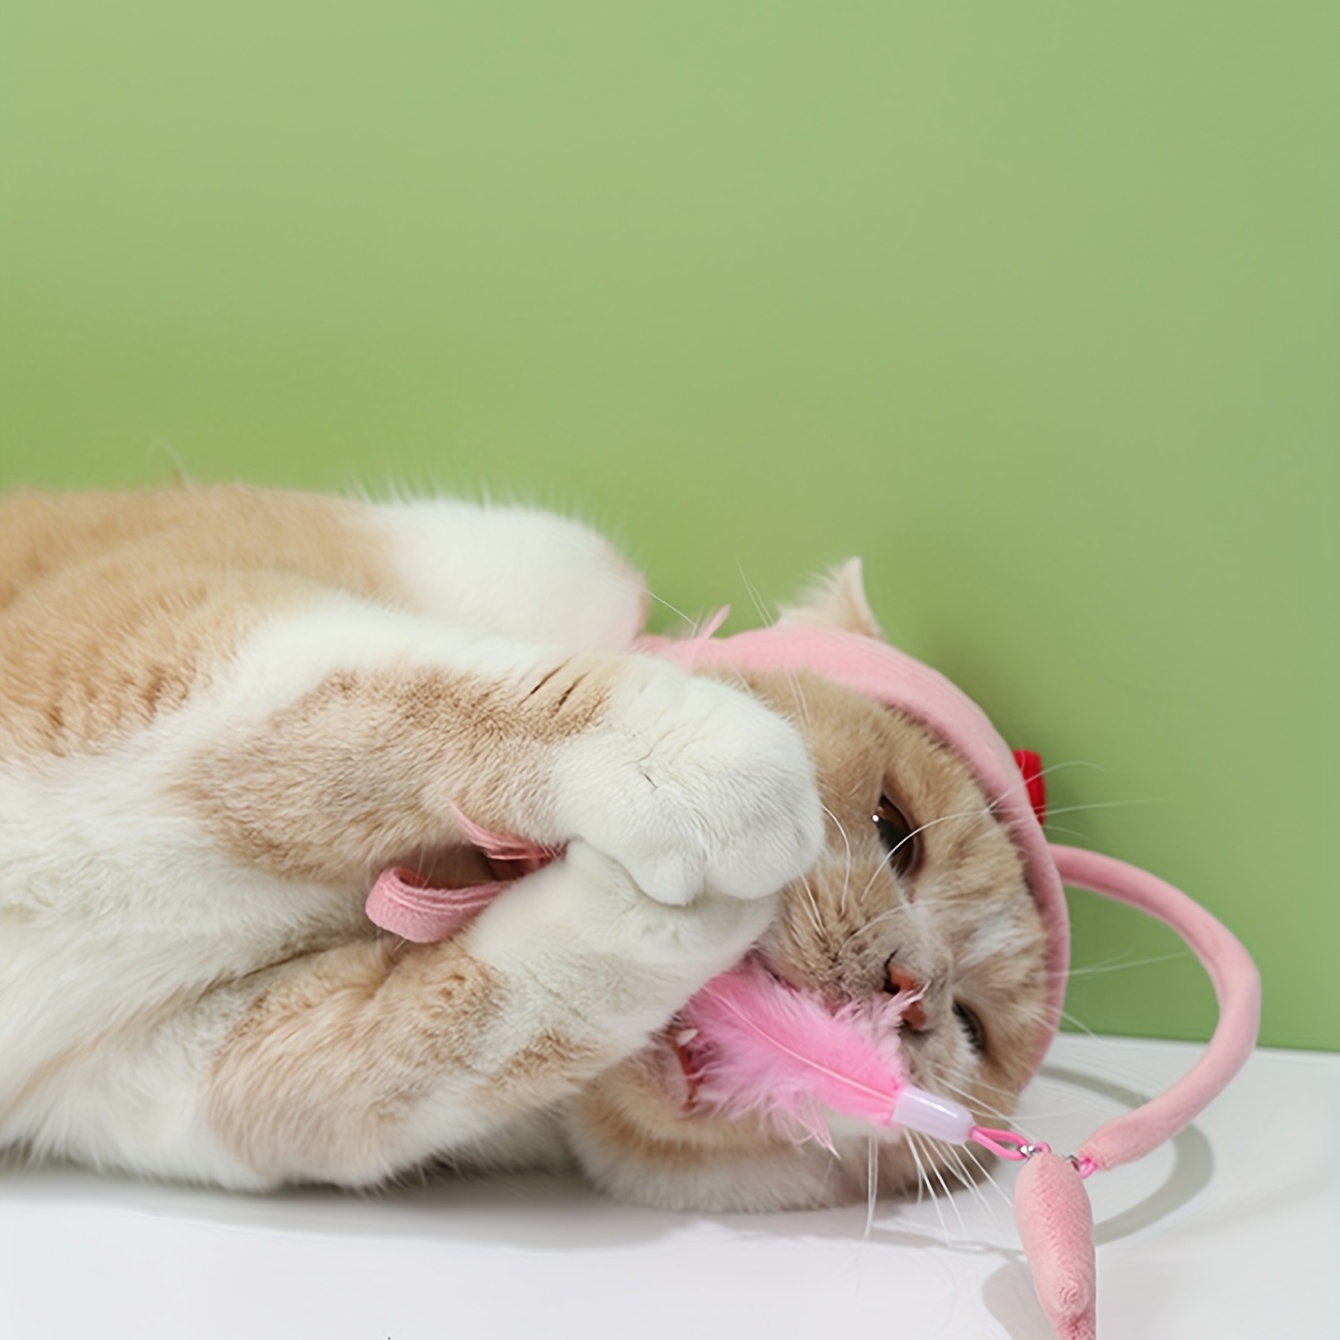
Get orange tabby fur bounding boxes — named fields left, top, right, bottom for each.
left=0, top=485, right=1047, bottom=1209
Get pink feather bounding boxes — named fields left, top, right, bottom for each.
left=680, top=960, right=910, bottom=1146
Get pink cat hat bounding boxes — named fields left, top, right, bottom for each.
left=367, top=610, right=1261, bottom=1340
left=649, top=613, right=1262, bottom=1340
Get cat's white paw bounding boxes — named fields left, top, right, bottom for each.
left=533, top=841, right=780, bottom=965
left=550, top=659, right=824, bottom=907
left=465, top=841, right=780, bottom=1045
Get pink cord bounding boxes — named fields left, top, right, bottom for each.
left=970, top=1126, right=1096, bottom=1179
left=970, top=1125, right=1052, bottom=1162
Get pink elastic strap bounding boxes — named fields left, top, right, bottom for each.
left=365, top=808, right=561, bottom=943
left=365, top=868, right=512, bottom=944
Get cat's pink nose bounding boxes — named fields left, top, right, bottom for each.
left=885, top=965, right=928, bottom=1032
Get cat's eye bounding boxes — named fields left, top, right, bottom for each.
left=953, top=1001, right=987, bottom=1055
left=873, top=794, right=920, bottom=876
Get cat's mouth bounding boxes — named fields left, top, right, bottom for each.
left=657, top=951, right=782, bottom=1116
left=655, top=953, right=924, bottom=1132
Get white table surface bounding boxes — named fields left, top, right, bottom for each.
left=2, top=1035, right=1335, bottom=1339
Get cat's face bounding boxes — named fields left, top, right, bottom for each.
left=569, top=662, right=1051, bottom=1211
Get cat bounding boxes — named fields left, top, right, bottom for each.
left=0, top=484, right=1049, bottom=1211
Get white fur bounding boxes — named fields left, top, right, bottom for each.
left=367, top=499, right=649, bottom=648
left=0, top=497, right=823, bottom=1187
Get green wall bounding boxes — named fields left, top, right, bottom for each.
left=3, top=2, right=1335, bottom=1050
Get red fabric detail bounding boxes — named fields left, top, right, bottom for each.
left=1013, top=748, right=1047, bottom=827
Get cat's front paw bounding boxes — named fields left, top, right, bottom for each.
left=550, top=659, right=824, bottom=907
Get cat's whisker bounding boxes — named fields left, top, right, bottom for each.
left=1065, top=951, right=1190, bottom=978
left=839, top=901, right=913, bottom=951
left=882, top=802, right=997, bottom=866
left=864, top=793, right=1043, bottom=902
left=984, top=759, right=1160, bottom=837
left=863, top=1136, right=880, bottom=1240
left=842, top=855, right=895, bottom=928
left=972, top=760, right=1152, bottom=835
left=903, top=1130, right=928, bottom=1209
left=711, top=661, right=756, bottom=697
left=959, top=1142, right=1014, bottom=1208
left=829, top=761, right=1131, bottom=954
left=734, top=562, right=777, bottom=630
left=820, top=803, right=856, bottom=920
left=1033, top=759, right=1107, bottom=781
left=835, top=843, right=932, bottom=949
left=1043, top=798, right=1162, bottom=820
left=1054, top=1009, right=1169, bottom=1096
left=802, top=886, right=827, bottom=940
left=1057, top=1008, right=1104, bottom=1041
left=930, top=1061, right=1078, bottom=1125
left=793, top=873, right=825, bottom=938
left=801, top=869, right=827, bottom=926
left=933, top=1137, right=994, bottom=1220
left=833, top=800, right=1012, bottom=951
left=785, top=669, right=813, bottom=736
left=642, top=588, right=697, bottom=629
left=789, top=872, right=826, bottom=939
left=866, top=757, right=1083, bottom=860
left=985, top=757, right=1100, bottom=808
left=918, top=1131, right=971, bottom=1193
left=928, top=1071, right=1077, bottom=1131
left=905, top=1134, right=953, bottom=1246
left=934, top=1075, right=1026, bottom=1124
left=913, top=1132, right=967, bottom=1237
left=1034, top=822, right=1090, bottom=841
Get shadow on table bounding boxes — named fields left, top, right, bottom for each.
left=1, top=1052, right=1216, bottom=1339
left=978, top=1062, right=1215, bottom=1339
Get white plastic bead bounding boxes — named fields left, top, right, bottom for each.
left=892, top=1084, right=975, bottom=1142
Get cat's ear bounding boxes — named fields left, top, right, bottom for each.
left=779, top=558, right=884, bottom=639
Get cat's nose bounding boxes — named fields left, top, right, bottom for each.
left=885, top=964, right=928, bottom=1032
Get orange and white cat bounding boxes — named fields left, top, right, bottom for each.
left=0, top=485, right=1049, bottom=1209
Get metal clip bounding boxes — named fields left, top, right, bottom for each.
left=969, top=1125, right=1053, bottom=1162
